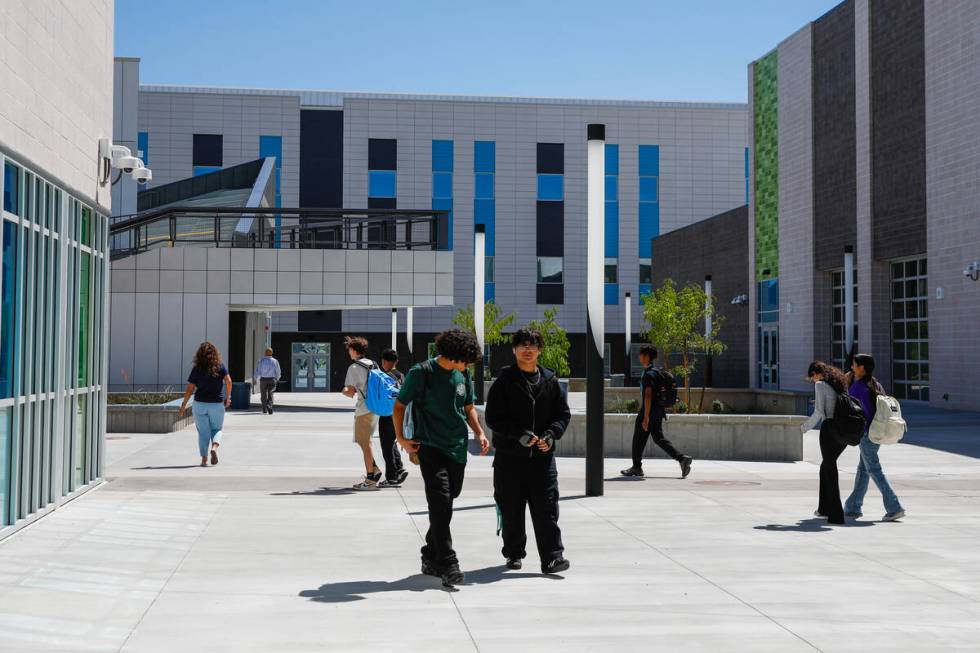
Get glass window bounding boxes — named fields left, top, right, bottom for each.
left=639, top=176, right=659, bottom=203
left=192, top=134, right=223, bottom=167
left=604, top=258, right=618, bottom=283
left=432, top=172, right=452, bottom=199
left=474, top=141, right=495, bottom=173
left=830, top=270, right=859, bottom=369
left=475, top=173, right=494, bottom=200
left=1, top=221, right=16, bottom=398
left=73, top=395, right=87, bottom=488
left=369, top=170, right=396, bottom=198
left=485, top=256, right=495, bottom=283
left=537, top=257, right=563, bottom=284
left=604, top=283, right=620, bottom=305
left=432, top=140, right=453, bottom=173
left=537, top=174, right=563, bottom=201
left=605, top=144, right=619, bottom=175
left=0, top=407, right=9, bottom=525
left=137, top=131, right=149, bottom=165
left=78, top=253, right=90, bottom=386
left=3, top=162, right=19, bottom=215
left=639, top=258, right=652, bottom=285
left=475, top=198, right=494, bottom=224
left=891, top=258, right=928, bottom=400
left=80, top=206, right=92, bottom=247
left=193, top=166, right=222, bottom=177
left=639, top=144, right=659, bottom=176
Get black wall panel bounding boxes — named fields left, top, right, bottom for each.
left=368, top=138, right=397, bottom=170
left=536, top=201, right=564, bottom=256
left=192, top=134, right=223, bottom=167
left=536, top=143, right=564, bottom=174
left=871, top=0, right=926, bottom=260
left=300, top=109, right=343, bottom=208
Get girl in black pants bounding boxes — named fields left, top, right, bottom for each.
left=801, top=361, right=848, bottom=525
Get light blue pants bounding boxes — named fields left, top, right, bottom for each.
left=193, top=401, right=225, bottom=457
left=844, top=434, right=903, bottom=515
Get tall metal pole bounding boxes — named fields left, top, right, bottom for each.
left=844, top=246, right=855, bottom=365
left=586, top=124, right=606, bottom=497
left=391, top=307, right=397, bottom=351
left=624, top=292, right=632, bottom=386
left=474, top=224, right=486, bottom=404
left=407, top=307, right=414, bottom=363
left=704, top=275, right=713, bottom=388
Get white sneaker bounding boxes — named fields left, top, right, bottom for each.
left=882, top=510, right=906, bottom=522
left=352, top=477, right=379, bottom=491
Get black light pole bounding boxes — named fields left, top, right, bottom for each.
left=586, top=124, right=606, bottom=497
left=474, top=224, right=486, bottom=405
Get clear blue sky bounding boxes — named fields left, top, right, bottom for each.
left=116, top=0, right=841, bottom=103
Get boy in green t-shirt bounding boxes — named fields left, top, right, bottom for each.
left=393, top=329, right=489, bottom=587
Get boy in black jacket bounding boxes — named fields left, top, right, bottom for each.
left=485, top=327, right=571, bottom=574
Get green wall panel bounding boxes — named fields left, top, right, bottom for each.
left=754, top=51, right=779, bottom=281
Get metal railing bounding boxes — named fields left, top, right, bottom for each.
left=108, top=207, right=450, bottom=261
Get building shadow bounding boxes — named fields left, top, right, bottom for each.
left=754, top=518, right=875, bottom=532
left=244, top=405, right=354, bottom=414
left=604, top=475, right=679, bottom=481
left=898, top=404, right=980, bottom=459
left=299, top=565, right=559, bottom=603
left=130, top=465, right=207, bottom=470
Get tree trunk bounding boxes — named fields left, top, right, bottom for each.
left=682, top=350, right=691, bottom=408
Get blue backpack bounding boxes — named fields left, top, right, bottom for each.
left=354, top=360, right=400, bottom=417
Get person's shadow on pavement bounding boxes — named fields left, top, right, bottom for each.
left=754, top=518, right=875, bottom=532
left=300, top=565, right=561, bottom=603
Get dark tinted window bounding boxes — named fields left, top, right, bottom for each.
left=368, top=139, right=397, bottom=170
left=536, top=143, right=564, bottom=174
left=193, top=134, right=223, bottom=167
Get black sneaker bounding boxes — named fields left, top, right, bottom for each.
left=395, top=469, right=409, bottom=485
left=679, top=456, right=693, bottom=479
left=421, top=559, right=442, bottom=578
left=505, top=558, right=522, bottom=570
left=261, top=405, right=267, bottom=414
left=268, top=406, right=273, bottom=415
left=542, top=558, right=570, bottom=574
left=367, top=470, right=382, bottom=483
left=620, top=466, right=644, bottom=477
left=441, top=563, right=465, bottom=586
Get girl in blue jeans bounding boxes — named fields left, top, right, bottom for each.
left=178, top=342, right=233, bottom=467
left=844, top=353, right=906, bottom=522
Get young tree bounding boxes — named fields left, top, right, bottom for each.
left=640, top=279, right=726, bottom=411
left=526, top=307, right=571, bottom=377
left=452, top=301, right=516, bottom=376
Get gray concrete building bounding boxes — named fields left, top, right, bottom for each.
left=114, top=63, right=750, bottom=388
left=748, top=0, right=980, bottom=411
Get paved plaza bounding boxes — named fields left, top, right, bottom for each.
left=1, top=394, right=979, bottom=652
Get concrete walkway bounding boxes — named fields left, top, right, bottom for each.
left=2, top=393, right=979, bottom=652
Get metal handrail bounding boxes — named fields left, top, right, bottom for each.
left=108, top=207, right=450, bottom=261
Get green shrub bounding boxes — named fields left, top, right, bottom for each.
left=673, top=400, right=688, bottom=414
left=712, top=400, right=725, bottom=414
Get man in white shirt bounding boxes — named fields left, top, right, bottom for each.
left=342, top=335, right=381, bottom=490
left=253, top=347, right=282, bottom=415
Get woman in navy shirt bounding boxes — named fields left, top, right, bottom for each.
left=178, top=342, right=233, bottom=466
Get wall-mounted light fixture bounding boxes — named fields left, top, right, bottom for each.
left=964, top=260, right=979, bottom=282
left=731, top=294, right=748, bottom=305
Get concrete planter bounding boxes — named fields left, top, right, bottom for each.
left=602, top=387, right=812, bottom=416
left=477, top=409, right=806, bottom=462
left=107, top=399, right=194, bottom=434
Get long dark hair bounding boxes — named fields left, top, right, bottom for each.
left=193, top=341, right=223, bottom=377
left=852, top=353, right=881, bottom=396
left=807, top=361, right=847, bottom=395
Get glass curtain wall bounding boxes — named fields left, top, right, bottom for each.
left=0, top=153, right=108, bottom=533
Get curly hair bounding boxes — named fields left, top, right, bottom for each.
left=193, top=341, right=223, bottom=377
left=435, top=328, right=482, bottom=364
left=511, top=327, right=544, bottom=349
left=344, top=335, right=368, bottom=356
left=807, top=361, right=847, bottom=395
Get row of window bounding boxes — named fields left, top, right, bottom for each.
left=1, top=155, right=108, bottom=528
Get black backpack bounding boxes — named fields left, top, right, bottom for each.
left=651, top=367, right=678, bottom=408
left=831, top=392, right=866, bottom=446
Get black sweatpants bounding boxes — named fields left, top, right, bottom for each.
left=493, top=454, right=564, bottom=564
left=377, top=416, right=404, bottom=481
left=631, top=415, right=683, bottom=467
left=418, top=445, right=466, bottom=569
left=818, top=422, right=847, bottom=524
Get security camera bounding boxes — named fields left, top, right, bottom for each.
left=109, top=145, right=140, bottom=172
left=131, top=167, right=152, bottom=184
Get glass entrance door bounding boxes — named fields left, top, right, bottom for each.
left=291, top=343, right=330, bottom=392
left=758, top=325, right=779, bottom=389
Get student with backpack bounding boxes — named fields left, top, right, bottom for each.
left=621, top=345, right=693, bottom=479
left=392, top=329, right=489, bottom=588
left=802, top=361, right=853, bottom=525
left=377, top=348, right=408, bottom=488
left=342, top=336, right=390, bottom=491
left=485, top=327, right=572, bottom=575
left=843, top=354, right=906, bottom=522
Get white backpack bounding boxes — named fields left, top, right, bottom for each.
left=868, top=394, right=907, bottom=444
